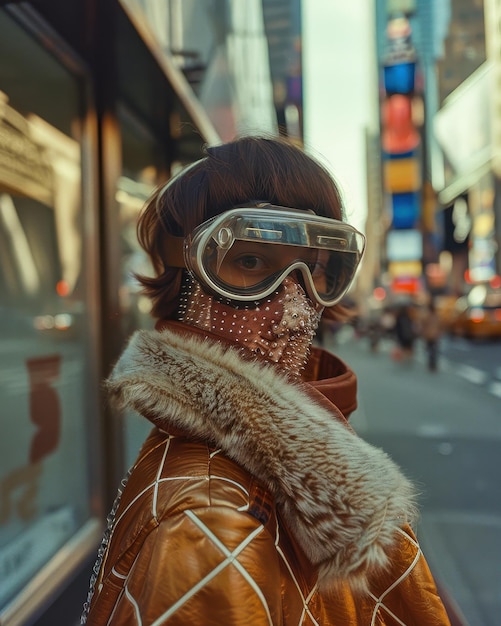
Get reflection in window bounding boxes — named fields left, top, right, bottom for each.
left=118, top=109, right=168, bottom=468
left=116, top=175, right=156, bottom=337
left=0, top=16, right=92, bottom=608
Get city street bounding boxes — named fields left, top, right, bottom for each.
left=326, top=328, right=501, bottom=626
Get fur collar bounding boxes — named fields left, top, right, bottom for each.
left=107, top=327, right=417, bottom=592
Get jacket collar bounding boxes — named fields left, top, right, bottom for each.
left=156, top=320, right=358, bottom=420
left=304, top=345, right=358, bottom=418
left=107, top=324, right=416, bottom=592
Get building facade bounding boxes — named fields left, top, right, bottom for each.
left=374, top=0, right=499, bottom=302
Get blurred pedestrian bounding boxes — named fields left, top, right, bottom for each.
left=82, top=137, right=451, bottom=625
left=393, top=304, right=417, bottom=361
left=366, top=312, right=383, bottom=352
left=421, top=299, right=443, bottom=371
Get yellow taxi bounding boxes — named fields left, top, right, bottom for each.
left=449, top=284, right=501, bottom=340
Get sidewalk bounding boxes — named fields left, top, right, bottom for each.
left=323, top=329, right=501, bottom=626
left=418, top=510, right=501, bottom=626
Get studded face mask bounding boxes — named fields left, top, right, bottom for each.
left=177, top=273, right=323, bottom=377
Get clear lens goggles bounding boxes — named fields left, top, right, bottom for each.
left=165, top=205, right=366, bottom=307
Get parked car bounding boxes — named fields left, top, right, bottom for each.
left=449, top=284, right=501, bottom=339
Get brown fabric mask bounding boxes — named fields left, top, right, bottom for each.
left=177, top=273, right=323, bottom=377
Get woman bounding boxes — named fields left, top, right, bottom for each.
left=82, top=137, right=451, bottom=625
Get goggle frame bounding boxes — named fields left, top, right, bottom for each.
left=166, top=205, right=366, bottom=307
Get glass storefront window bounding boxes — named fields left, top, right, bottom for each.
left=117, top=107, right=167, bottom=468
left=0, top=11, right=98, bottom=611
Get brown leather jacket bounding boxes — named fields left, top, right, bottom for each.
left=83, top=322, right=451, bottom=625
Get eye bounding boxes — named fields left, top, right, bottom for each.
left=234, top=255, right=268, bottom=271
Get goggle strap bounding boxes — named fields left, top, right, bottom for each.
left=165, top=233, right=186, bottom=268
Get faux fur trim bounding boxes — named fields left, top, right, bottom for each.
left=107, top=328, right=417, bottom=592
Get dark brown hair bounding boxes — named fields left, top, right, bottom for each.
left=136, top=136, right=350, bottom=320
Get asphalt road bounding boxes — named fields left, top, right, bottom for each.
left=325, top=328, right=501, bottom=626
left=441, top=335, right=501, bottom=397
